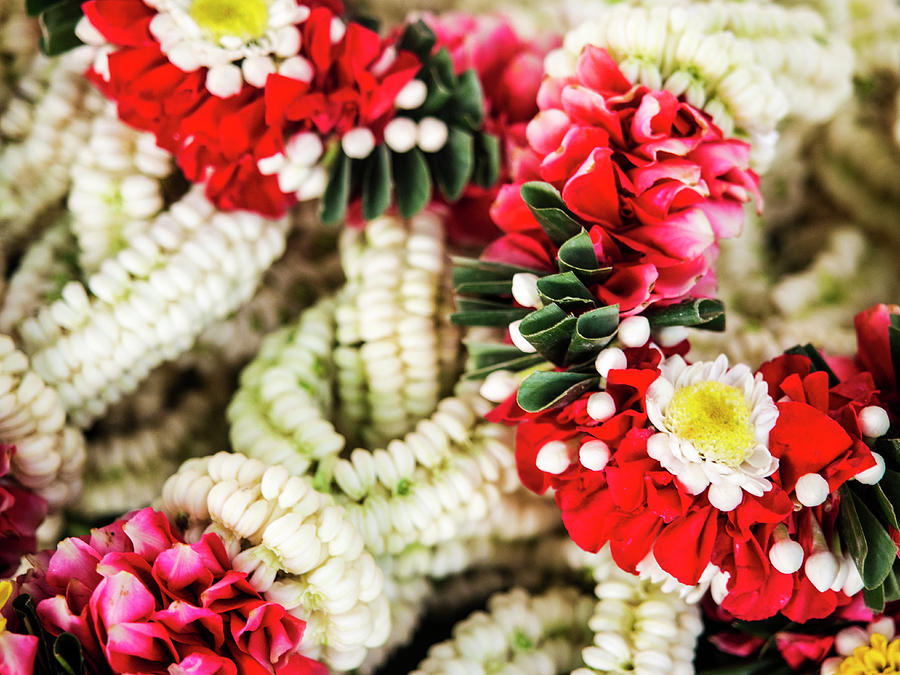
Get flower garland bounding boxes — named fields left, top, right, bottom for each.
left=160, top=451, right=389, bottom=670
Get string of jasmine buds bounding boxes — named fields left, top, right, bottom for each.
left=0, top=334, right=85, bottom=510
left=0, top=9, right=43, bottom=130
left=0, top=219, right=79, bottom=335
left=159, top=451, right=391, bottom=671
left=410, top=586, right=595, bottom=675
left=0, top=51, right=102, bottom=250
left=15, top=185, right=290, bottom=427
left=561, top=543, right=704, bottom=675
left=68, top=104, right=173, bottom=274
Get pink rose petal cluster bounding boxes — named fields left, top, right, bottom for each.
left=491, top=46, right=761, bottom=314
left=11, top=508, right=326, bottom=675
left=0, top=444, right=47, bottom=578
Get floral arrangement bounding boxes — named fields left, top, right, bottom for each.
left=0, top=0, right=899, bottom=672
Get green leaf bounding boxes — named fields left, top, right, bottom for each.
left=536, top=272, right=595, bottom=313
left=864, top=584, right=885, bottom=612
left=839, top=484, right=868, bottom=579
left=432, top=127, right=474, bottom=201
left=320, top=151, right=351, bottom=224
left=884, top=569, right=900, bottom=603
left=566, top=305, right=620, bottom=365
left=841, top=486, right=898, bottom=590
left=53, top=633, right=84, bottom=675
left=879, top=468, right=900, bottom=507
left=450, top=69, right=485, bottom=130
left=397, top=20, right=437, bottom=58
left=451, top=298, right=530, bottom=326
left=890, top=314, right=900, bottom=389
left=392, top=149, right=432, bottom=218
left=420, top=49, right=457, bottom=114
left=519, top=304, right=577, bottom=364
left=517, top=371, right=597, bottom=412
left=464, top=342, right=546, bottom=379
left=647, top=298, right=726, bottom=331
left=472, top=132, right=500, bottom=189
left=31, top=0, right=83, bottom=55
left=361, top=145, right=392, bottom=220
left=863, top=483, right=900, bottom=529
left=520, top=182, right=582, bottom=246
left=878, top=439, right=900, bottom=468
left=26, top=0, right=68, bottom=16
left=557, top=230, right=610, bottom=282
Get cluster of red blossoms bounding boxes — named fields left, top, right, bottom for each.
left=2, top=508, right=326, bottom=675
left=492, top=306, right=896, bottom=622
left=80, top=0, right=421, bottom=216
left=486, top=45, right=760, bottom=315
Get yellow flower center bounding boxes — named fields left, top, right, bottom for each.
left=664, top=381, right=755, bottom=467
left=189, top=0, right=269, bottom=41
left=0, top=580, right=11, bottom=633
left=838, top=634, right=900, bottom=674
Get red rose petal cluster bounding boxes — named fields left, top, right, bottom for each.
left=82, top=0, right=420, bottom=216
left=497, top=336, right=881, bottom=621
left=488, top=45, right=760, bottom=315
left=8, top=508, right=326, bottom=675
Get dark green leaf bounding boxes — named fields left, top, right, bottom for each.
left=519, top=304, right=577, bottom=364
left=878, top=439, right=900, bottom=468
left=890, top=314, right=900, bottom=389
left=566, top=305, right=620, bottom=365
left=520, top=182, right=582, bottom=246
left=557, top=230, right=610, bottom=282
left=472, top=133, right=500, bottom=189
left=362, top=145, right=392, bottom=220
left=450, top=69, right=485, bottom=130
left=841, top=486, right=897, bottom=590
left=864, top=584, right=885, bottom=612
left=517, top=371, right=597, bottom=412
left=647, top=298, right=726, bottom=331
left=452, top=256, right=545, bottom=280
left=863, top=483, right=899, bottom=529
left=397, top=20, right=437, bottom=58
left=464, top=342, right=547, bottom=379
left=884, top=569, right=900, bottom=603
left=392, top=149, right=432, bottom=218
left=53, top=633, right=84, bottom=675
left=784, top=344, right=839, bottom=386
left=454, top=279, right=513, bottom=295
left=420, top=49, right=457, bottom=114
left=26, top=0, right=68, bottom=16
left=320, top=151, right=351, bottom=224
left=34, top=0, right=83, bottom=55
left=432, top=127, right=474, bottom=201
left=536, top=272, right=595, bottom=313
left=879, top=468, right=900, bottom=507
left=838, top=485, right=868, bottom=580
left=451, top=298, right=530, bottom=326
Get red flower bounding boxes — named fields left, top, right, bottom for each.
left=855, top=304, right=900, bottom=410
left=0, top=445, right=47, bottom=578
left=9, top=508, right=326, bottom=675
left=81, top=0, right=421, bottom=217
left=488, top=45, right=759, bottom=315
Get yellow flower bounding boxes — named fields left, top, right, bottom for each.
left=0, top=580, right=12, bottom=634
left=838, top=634, right=900, bottom=674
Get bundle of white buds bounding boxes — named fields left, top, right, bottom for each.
left=15, top=185, right=289, bottom=427
left=160, top=451, right=391, bottom=671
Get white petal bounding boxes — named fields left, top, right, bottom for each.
left=286, top=132, right=324, bottom=165
left=242, top=55, right=276, bottom=87
left=675, top=463, right=710, bottom=495
left=206, top=63, right=243, bottom=98
left=278, top=55, right=314, bottom=82
left=167, top=41, right=203, bottom=72
left=273, top=25, right=302, bottom=58
left=707, top=482, right=742, bottom=511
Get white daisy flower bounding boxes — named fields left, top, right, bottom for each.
left=645, top=354, right=780, bottom=512
left=144, top=0, right=313, bottom=97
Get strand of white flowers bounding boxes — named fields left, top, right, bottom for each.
left=0, top=334, right=85, bottom=511
left=0, top=218, right=78, bottom=335
left=337, top=212, right=454, bottom=446
left=16, top=185, right=290, bottom=427
left=839, top=0, right=900, bottom=76
left=74, top=384, right=218, bottom=518
left=0, top=51, right=102, bottom=251
left=410, top=586, right=596, bottom=675
left=159, top=451, right=390, bottom=671
left=814, top=103, right=900, bottom=238
left=0, top=52, right=53, bottom=141
left=68, top=103, right=173, bottom=274
left=559, top=542, right=704, bottom=675
left=190, top=206, right=343, bottom=369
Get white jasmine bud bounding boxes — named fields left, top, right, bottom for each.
left=536, top=440, right=572, bottom=474
left=855, top=452, right=886, bottom=485
left=511, top=273, right=542, bottom=309
left=805, top=551, right=840, bottom=592
left=795, top=472, right=830, bottom=507
left=341, top=128, right=376, bottom=159
left=395, top=80, right=428, bottom=109
left=595, top=347, right=627, bottom=377
left=579, top=440, right=610, bottom=471
left=860, top=406, right=890, bottom=438
left=509, top=320, right=536, bottom=354
left=480, top=370, right=518, bottom=403
left=417, top=117, right=449, bottom=153
left=618, top=316, right=651, bottom=348
left=586, top=392, right=616, bottom=422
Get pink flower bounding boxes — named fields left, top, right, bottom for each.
left=491, top=46, right=759, bottom=315
left=11, top=508, right=326, bottom=675
left=0, top=444, right=47, bottom=578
